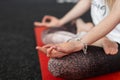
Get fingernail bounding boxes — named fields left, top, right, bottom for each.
left=36, top=46, right=40, bottom=49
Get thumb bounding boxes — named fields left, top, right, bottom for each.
left=36, top=46, right=47, bottom=54
left=34, top=22, right=46, bottom=26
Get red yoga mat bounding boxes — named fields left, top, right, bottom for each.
left=34, top=26, right=120, bottom=80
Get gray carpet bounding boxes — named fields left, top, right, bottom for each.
left=0, top=0, right=43, bottom=80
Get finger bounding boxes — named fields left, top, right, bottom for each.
left=42, top=15, right=52, bottom=23
left=36, top=46, right=47, bottom=53
left=43, top=44, right=56, bottom=49
left=50, top=51, right=68, bottom=58
left=42, top=44, right=52, bottom=48
left=34, top=22, right=46, bottom=26
left=46, top=47, right=54, bottom=57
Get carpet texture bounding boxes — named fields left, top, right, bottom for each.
left=0, top=0, right=43, bottom=80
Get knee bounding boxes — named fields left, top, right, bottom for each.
left=48, top=54, right=89, bottom=79
left=48, top=58, right=77, bottom=79
left=48, top=58, right=64, bottom=78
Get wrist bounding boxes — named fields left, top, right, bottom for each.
left=58, top=19, right=64, bottom=27
left=59, top=17, right=70, bottom=27
left=73, top=41, right=84, bottom=51
left=75, top=40, right=88, bottom=54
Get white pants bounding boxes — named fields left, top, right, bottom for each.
left=42, top=30, right=86, bottom=44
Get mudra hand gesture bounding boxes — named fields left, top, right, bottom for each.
left=34, top=15, right=62, bottom=27
left=36, top=41, right=84, bottom=58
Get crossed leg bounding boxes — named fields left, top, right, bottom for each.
left=75, top=19, right=118, bottom=55
left=48, top=45, right=120, bottom=80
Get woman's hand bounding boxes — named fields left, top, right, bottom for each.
left=36, top=44, right=68, bottom=58
left=53, top=41, right=83, bottom=54
left=34, top=15, right=61, bottom=27
left=36, top=41, right=84, bottom=58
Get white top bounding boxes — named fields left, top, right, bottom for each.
left=91, top=0, right=120, bottom=43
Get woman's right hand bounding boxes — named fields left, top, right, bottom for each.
left=34, top=15, right=62, bottom=27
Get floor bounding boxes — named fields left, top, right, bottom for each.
left=0, top=0, right=42, bottom=80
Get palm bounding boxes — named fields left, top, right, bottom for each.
left=56, top=42, right=81, bottom=54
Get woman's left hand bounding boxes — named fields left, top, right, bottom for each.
left=36, top=41, right=83, bottom=58
left=36, top=44, right=68, bottom=58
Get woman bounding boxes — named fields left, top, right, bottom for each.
left=35, top=0, right=120, bottom=79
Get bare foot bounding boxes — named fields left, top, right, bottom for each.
left=76, top=19, right=93, bottom=33
left=102, top=38, right=118, bottom=55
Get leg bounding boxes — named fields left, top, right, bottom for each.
left=102, top=37, right=118, bottom=55
left=41, top=18, right=93, bottom=44
left=75, top=19, right=118, bottom=55
left=67, top=19, right=94, bottom=42
left=41, top=27, right=76, bottom=44
left=90, top=37, right=118, bottom=55
left=48, top=45, right=120, bottom=80
left=76, top=18, right=93, bottom=33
